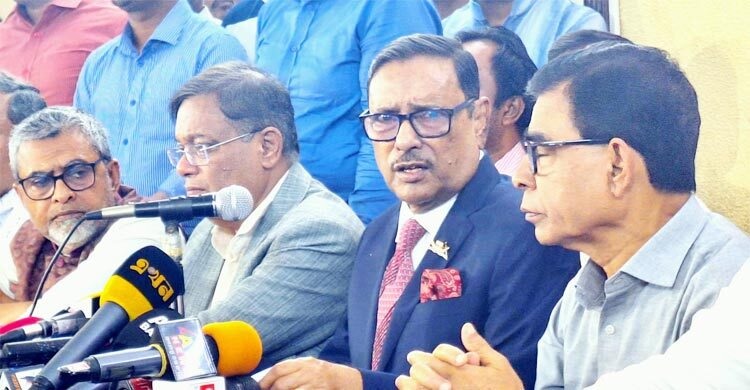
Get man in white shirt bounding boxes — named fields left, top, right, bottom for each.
left=172, top=62, right=363, bottom=371
left=0, top=107, right=165, bottom=321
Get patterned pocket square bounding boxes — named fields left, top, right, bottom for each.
left=420, top=268, right=462, bottom=303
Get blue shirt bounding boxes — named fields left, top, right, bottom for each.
left=441, top=0, right=607, bottom=66
left=535, top=196, right=750, bottom=389
left=255, top=0, right=442, bottom=224
left=74, top=0, right=247, bottom=197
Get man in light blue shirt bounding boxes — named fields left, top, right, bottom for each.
left=74, top=0, right=247, bottom=199
left=255, top=0, right=442, bottom=223
left=442, top=0, right=606, bottom=66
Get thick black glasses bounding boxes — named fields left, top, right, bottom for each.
left=167, top=131, right=257, bottom=167
left=523, top=138, right=610, bottom=174
left=18, top=158, right=106, bottom=201
left=360, top=98, right=476, bottom=142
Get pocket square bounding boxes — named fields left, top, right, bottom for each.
left=420, top=268, right=462, bottom=303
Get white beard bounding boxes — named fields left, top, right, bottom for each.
left=47, top=217, right=109, bottom=253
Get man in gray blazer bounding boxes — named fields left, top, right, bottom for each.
left=169, top=61, right=365, bottom=371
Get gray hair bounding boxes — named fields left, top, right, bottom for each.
left=10, top=106, right=112, bottom=178
left=170, top=61, right=299, bottom=160
left=0, top=71, right=47, bottom=125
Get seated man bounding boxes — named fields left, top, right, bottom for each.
left=172, top=62, right=364, bottom=370
left=396, top=42, right=750, bottom=389
left=0, top=72, right=47, bottom=303
left=0, top=107, right=166, bottom=322
left=456, top=26, right=537, bottom=175
left=258, top=34, right=579, bottom=390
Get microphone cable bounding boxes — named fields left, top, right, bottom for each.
left=28, top=217, right=87, bottom=316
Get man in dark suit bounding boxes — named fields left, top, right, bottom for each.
left=259, top=34, right=578, bottom=390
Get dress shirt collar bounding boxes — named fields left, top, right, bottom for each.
left=396, top=195, right=457, bottom=244
left=394, top=150, right=482, bottom=239
left=576, top=194, right=706, bottom=307
left=468, top=0, right=532, bottom=25
left=49, top=0, right=83, bottom=9
left=210, top=170, right=290, bottom=259
left=119, top=0, right=190, bottom=52
left=493, top=141, right=525, bottom=177
left=620, top=195, right=706, bottom=287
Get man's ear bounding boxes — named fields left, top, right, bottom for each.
left=472, top=96, right=491, bottom=148
left=106, top=159, right=122, bottom=192
left=607, top=138, right=637, bottom=197
left=500, top=96, right=525, bottom=126
left=258, top=127, right=284, bottom=169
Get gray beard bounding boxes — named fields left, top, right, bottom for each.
left=48, top=218, right=109, bottom=253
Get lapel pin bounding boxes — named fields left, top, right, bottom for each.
left=429, top=240, right=450, bottom=261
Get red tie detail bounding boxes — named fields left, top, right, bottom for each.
left=371, top=218, right=426, bottom=369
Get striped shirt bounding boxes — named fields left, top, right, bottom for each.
left=494, top=141, right=526, bottom=177
left=74, top=0, right=247, bottom=196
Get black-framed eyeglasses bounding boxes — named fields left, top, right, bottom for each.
left=167, top=131, right=258, bottom=167
left=523, top=138, right=610, bottom=174
left=359, top=98, right=476, bottom=142
left=17, top=158, right=107, bottom=201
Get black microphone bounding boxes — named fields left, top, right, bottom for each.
left=83, top=185, right=253, bottom=222
left=29, top=246, right=184, bottom=390
left=0, top=311, right=87, bottom=346
left=0, top=337, right=71, bottom=369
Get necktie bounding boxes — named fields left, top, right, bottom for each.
left=371, top=218, right=426, bottom=369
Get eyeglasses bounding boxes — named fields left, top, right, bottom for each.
left=523, top=138, right=610, bottom=174
left=167, top=131, right=257, bottom=167
left=359, top=98, right=476, bottom=142
left=17, top=158, right=106, bottom=201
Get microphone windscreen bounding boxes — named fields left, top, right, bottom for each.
left=99, top=246, right=185, bottom=320
left=0, top=316, right=41, bottom=334
left=215, top=185, right=253, bottom=221
left=202, top=321, right=262, bottom=377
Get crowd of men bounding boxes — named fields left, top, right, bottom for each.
left=0, top=0, right=748, bottom=389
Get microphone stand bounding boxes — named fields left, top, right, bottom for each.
left=161, top=219, right=185, bottom=316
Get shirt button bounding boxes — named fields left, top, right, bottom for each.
left=129, top=99, right=136, bottom=106
left=291, top=46, right=299, bottom=53
left=123, top=138, right=129, bottom=145
left=604, top=325, right=616, bottom=335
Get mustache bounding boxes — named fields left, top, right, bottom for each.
left=391, top=151, right=432, bottom=171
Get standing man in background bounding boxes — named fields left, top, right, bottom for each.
left=255, top=0, right=442, bottom=223
left=0, top=0, right=126, bottom=105
left=457, top=26, right=537, bottom=175
left=442, top=0, right=607, bottom=66
left=75, top=0, right=247, bottom=201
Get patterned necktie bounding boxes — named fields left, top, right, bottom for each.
left=371, top=218, right=426, bottom=369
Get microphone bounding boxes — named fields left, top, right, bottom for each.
left=0, top=311, right=87, bottom=346
left=0, top=337, right=71, bottom=369
left=0, top=317, right=42, bottom=335
left=83, top=185, right=253, bottom=222
left=30, top=246, right=184, bottom=390
left=58, top=320, right=262, bottom=384
left=110, top=309, right=183, bottom=351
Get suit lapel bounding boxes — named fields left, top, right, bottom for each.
left=233, top=163, right=311, bottom=282
left=376, top=156, right=499, bottom=369
left=185, top=225, right=225, bottom=313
